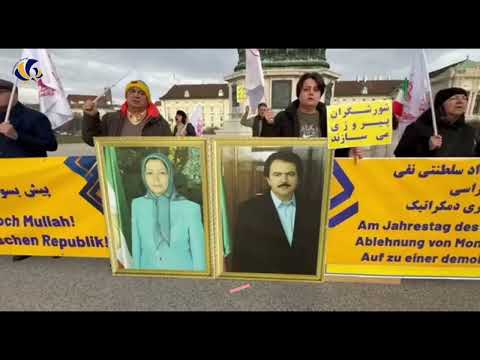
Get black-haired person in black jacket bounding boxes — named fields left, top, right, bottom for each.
left=173, top=110, right=196, bottom=136
left=0, top=79, right=58, bottom=262
left=266, top=72, right=361, bottom=158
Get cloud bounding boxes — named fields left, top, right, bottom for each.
left=328, top=48, right=480, bottom=80
left=2, top=48, right=479, bottom=105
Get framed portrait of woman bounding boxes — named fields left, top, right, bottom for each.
left=95, top=137, right=213, bottom=278
left=212, top=137, right=334, bottom=282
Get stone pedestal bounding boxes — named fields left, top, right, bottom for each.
left=215, top=109, right=252, bottom=136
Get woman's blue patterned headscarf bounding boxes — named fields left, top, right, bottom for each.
left=141, top=153, right=184, bottom=248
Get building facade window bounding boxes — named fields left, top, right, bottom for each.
left=272, top=80, right=292, bottom=109
left=231, top=83, right=239, bottom=107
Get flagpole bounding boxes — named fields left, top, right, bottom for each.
left=422, top=49, right=438, bottom=136
left=93, top=70, right=132, bottom=104
left=92, top=91, right=107, bottom=104
left=4, top=78, right=19, bottom=124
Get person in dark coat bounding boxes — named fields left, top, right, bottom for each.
left=82, top=80, right=171, bottom=146
left=231, top=151, right=321, bottom=275
left=395, top=87, right=480, bottom=157
left=0, top=79, right=58, bottom=261
left=267, top=72, right=360, bottom=158
left=0, top=79, right=57, bottom=158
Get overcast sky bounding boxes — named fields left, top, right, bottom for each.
left=1, top=48, right=479, bottom=104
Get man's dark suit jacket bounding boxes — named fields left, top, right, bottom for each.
left=231, top=192, right=321, bottom=275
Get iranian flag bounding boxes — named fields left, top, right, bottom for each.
left=393, top=78, right=408, bottom=117
left=400, top=50, right=430, bottom=125
left=392, top=50, right=435, bottom=149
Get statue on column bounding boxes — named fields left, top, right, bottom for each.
left=234, top=48, right=329, bottom=70
left=234, top=49, right=246, bottom=72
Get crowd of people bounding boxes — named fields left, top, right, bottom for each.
left=1, top=71, right=479, bottom=265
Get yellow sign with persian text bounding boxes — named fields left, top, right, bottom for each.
left=326, top=159, right=480, bottom=278
left=0, top=156, right=109, bottom=257
left=327, top=100, right=392, bottom=149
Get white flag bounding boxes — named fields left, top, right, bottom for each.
left=21, top=49, right=73, bottom=129
left=189, top=104, right=204, bottom=135
left=245, top=49, right=265, bottom=111
left=401, top=50, right=430, bottom=125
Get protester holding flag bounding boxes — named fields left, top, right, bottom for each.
left=0, top=79, right=58, bottom=262
left=395, top=87, right=480, bottom=157
left=0, top=79, right=57, bottom=158
left=173, top=110, right=196, bottom=136
left=82, top=80, right=171, bottom=146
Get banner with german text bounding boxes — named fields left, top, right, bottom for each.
left=327, top=158, right=480, bottom=279
left=0, top=156, right=109, bottom=257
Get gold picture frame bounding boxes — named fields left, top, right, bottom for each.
left=95, top=137, right=214, bottom=279
left=211, top=137, right=334, bottom=283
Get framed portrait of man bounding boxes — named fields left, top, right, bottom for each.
left=95, top=137, right=213, bottom=278
left=212, top=138, right=334, bottom=282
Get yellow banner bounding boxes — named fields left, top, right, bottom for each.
left=237, top=85, right=247, bottom=103
left=0, top=156, right=109, bottom=257
left=327, top=100, right=392, bottom=149
left=327, top=159, right=480, bottom=278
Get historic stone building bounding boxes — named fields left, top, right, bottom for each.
left=332, top=80, right=403, bottom=104
left=430, top=58, right=480, bottom=122
left=158, top=84, right=229, bottom=131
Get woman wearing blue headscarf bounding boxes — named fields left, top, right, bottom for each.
left=132, top=153, right=206, bottom=271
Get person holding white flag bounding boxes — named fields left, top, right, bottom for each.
left=0, top=78, right=58, bottom=261
left=21, top=49, right=73, bottom=129
left=395, top=87, right=480, bottom=157
left=82, top=80, right=172, bottom=146
left=0, top=78, right=58, bottom=158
